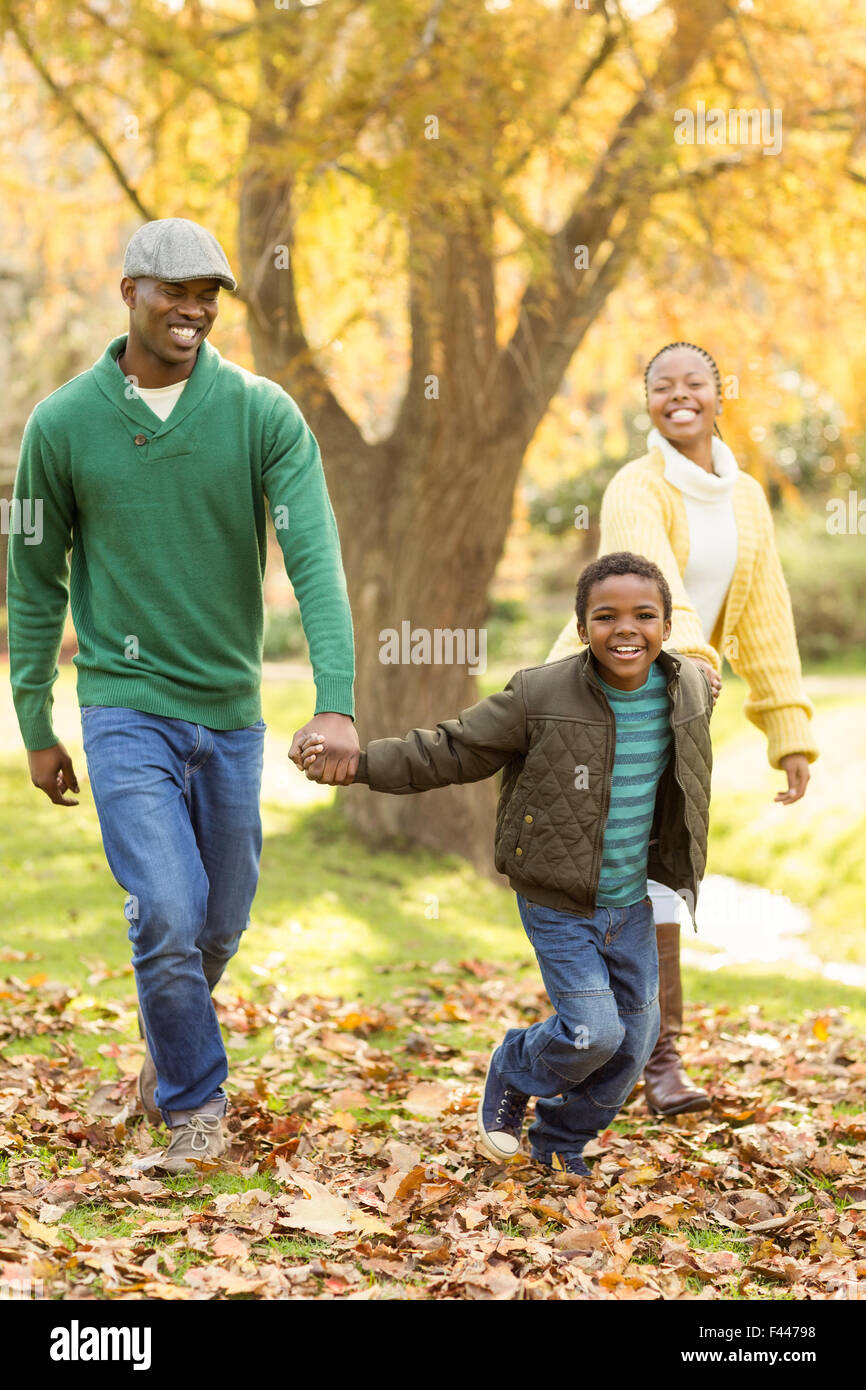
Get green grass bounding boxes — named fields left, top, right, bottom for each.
left=18, top=1170, right=297, bottom=1249
left=660, top=671, right=864, bottom=965
left=680, top=966, right=866, bottom=1032
left=636, top=1221, right=752, bottom=1258
left=1, top=665, right=865, bottom=1057
left=159, top=1171, right=283, bottom=1199
left=0, top=669, right=536, bottom=1014
left=687, top=1225, right=752, bottom=1257
left=62, top=1207, right=140, bottom=1242
left=263, top=1235, right=331, bottom=1259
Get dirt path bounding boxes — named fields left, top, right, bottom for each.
left=684, top=874, right=866, bottom=989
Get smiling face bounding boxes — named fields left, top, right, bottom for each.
left=646, top=347, right=721, bottom=448
left=577, top=573, right=672, bottom=690
left=121, top=275, right=221, bottom=367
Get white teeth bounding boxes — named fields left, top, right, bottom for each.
left=170, top=326, right=197, bottom=339
left=669, top=409, right=697, bottom=420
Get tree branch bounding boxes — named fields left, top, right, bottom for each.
left=608, top=0, right=655, bottom=96
left=345, top=0, right=445, bottom=154
left=237, top=114, right=372, bottom=483
left=501, top=22, right=620, bottom=184
left=725, top=2, right=774, bottom=109
left=494, top=0, right=733, bottom=437
left=6, top=11, right=155, bottom=222
left=81, top=2, right=259, bottom=121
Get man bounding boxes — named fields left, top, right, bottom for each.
left=7, top=218, right=359, bottom=1172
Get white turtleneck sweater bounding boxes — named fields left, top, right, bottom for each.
left=647, top=427, right=739, bottom=643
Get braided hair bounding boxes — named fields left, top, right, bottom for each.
left=644, top=341, right=724, bottom=439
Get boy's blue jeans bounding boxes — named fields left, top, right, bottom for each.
left=81, top=705, right=265, bottom=1122
left=497, top=893, right=660, bottom=1162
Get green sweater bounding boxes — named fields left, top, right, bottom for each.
left=7, top=334, right=355, bottom=750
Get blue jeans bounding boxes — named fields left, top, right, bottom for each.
left=497, top=894, right=660, bottom=1162
left=81, top=706, right=265, bottom=1121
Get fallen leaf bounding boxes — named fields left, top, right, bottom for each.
left=212, top=1231, right=251, bottom=1260
left=348, top=1212, right=395, bottom=1237
left=403, top=1082, right=453, bottom=1117
left=553, top=1227, right=606, bottom=1252
left=280, top=1179, right=353, bottom=1236
left=16, top=1212, right=68, bottom=1249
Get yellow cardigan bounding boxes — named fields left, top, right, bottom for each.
left=546, top=448, right=818, bottom=769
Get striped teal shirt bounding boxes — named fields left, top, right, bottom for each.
left=595, top=660, right=673, bottom=907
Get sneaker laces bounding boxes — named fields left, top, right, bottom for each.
left=495, top=1086, right=528, bottom=1129
left=173, top=1113, right=222, bottom=1152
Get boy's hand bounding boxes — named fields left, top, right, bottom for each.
left=289, top=713, right=359, bottom=785
left=27, top=742, right=80, bottom=806
left=298, top=731, right=327, bottom=780
left=776, top=753, right=810, bottom=804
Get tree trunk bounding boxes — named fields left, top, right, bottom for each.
left=238, top=137, right=525, bottom=868
left=234, top=0, right=730, bottom=863
left=334, top=425, right=529, bottom=874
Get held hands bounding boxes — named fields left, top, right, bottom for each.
left=28, top=743, right=80, bottom=806
left=296, top=729, right=357, bottom=785
left=289, top=713, right=359, bottom=785
left=298, top=732, right=330, bottom=781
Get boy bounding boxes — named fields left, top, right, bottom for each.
left=300, top=552, right=713, bottom=1177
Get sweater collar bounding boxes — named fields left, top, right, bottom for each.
left=647, top=426, right=738, bottom=500
left=91, top=334, right=220, bottom=438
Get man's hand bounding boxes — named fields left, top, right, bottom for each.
left=289, top=713, right=359, bottom=785
left=691, top=658, right=722, bottom=705
left=776, top=753, right=810, bottom=805
left=28, top=742, right=80, bottom=806
left=297, top=730, right=356, bottom=785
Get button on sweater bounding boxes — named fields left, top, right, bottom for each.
left=7, top=334, right=355, bottom=749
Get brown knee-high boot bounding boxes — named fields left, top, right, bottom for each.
left=643, top=922, right=710, bottom=1116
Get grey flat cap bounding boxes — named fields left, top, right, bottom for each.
left=122, top=218, right=237, bottom=292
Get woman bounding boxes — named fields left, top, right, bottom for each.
left=547, top=341, right=818, bottom=1115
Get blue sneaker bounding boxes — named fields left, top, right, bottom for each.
left=536, top=1150, right=591, bottom=1179
left=476, top=1049, right=530, bottom=1159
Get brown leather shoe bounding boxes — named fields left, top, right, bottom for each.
left=643, top=922, right=710, bottom=1116
left=136, top=1006, right=162, bottom=1127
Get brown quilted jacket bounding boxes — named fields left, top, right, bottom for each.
left=354, top=647, right=713, bottom=923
